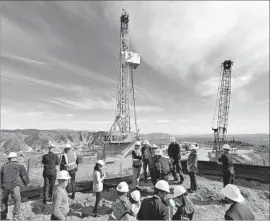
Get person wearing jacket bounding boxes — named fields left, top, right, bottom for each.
left=137, top=180, right=170, bottom=220
left=110, top=182, right=135, bottom=220
left=141, top=140, right=151, bottom=182
left=60, top=144, right=79, bottom=199
left=218, top=144, right=235, bottom=187
left=168, top=137, right=184, bottom=184
left=187, top=144, right=198, bottom=193
left=131, top=141, right=142, bottom=189
left=130, top=190, right=141, bottom=218
left=221, top=184, right=254, bottom=220
left=42, top=142, right=60, bottom=204
left=93, top=160, right=106, bottom=217
left=1, top=152, right=29, bottom=220
left=168, top=185, right=195, bottom=220
left=150, top=149, right=171, bottom=185
left=51, top=170, right=71, bottom=220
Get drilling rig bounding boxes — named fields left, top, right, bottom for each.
left=209, top=60, right=233, bottom=160
left=103, top=9, right=140, bottom=156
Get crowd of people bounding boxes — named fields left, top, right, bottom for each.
left=0, top=138, right=255, bottom=220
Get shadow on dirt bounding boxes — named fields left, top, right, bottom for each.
left=69, top=203, right=111, bottom=218
left=199, top=174, right=269, bottom=191
left=30, top=200, right=52, bottom=215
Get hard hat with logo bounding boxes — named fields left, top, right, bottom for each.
left=48, top=141, right=55, bottom=149
left=65, top=143, right=72, bottom=148
left=170, top=137, right=176, bottom=142
left=154, top=149, right=162, bottom=156
left=8, top=152, right=18, bottom=158
left=222, top=144, right=231, bottom=150
left=131, top=190, right=141, bottom=202
left=173, top=185, right=187, bottom=198
left=116, top=181, right=129, bottom=193
left=57, top=170, right=71, bottom=180
left=151, top=144, right=158, bottom=149
left=155, top=180, right=170, bottom=193
left=97, top=160, right=105, bottom=166
left=190, top=144, right=198, bottom=150
left=143, top=140, right=149, bottom=145
left=134, top=141, right=141, bottom=146
left=221, top=184, right=244, bottom=203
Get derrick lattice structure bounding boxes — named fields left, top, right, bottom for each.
left=212, top=60, right=233, bottom=151
left=106, top=9, right=140, bottom=143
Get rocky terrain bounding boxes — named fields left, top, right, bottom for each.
left=0, top=130, right=109, bottom=153
left=4, top=173, right=269, bottom=221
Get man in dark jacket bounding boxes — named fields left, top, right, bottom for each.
left=218, top=144, right=235, bottom=187
left=42, top=142, right=60, bottom=204
left=187, top=144, right=198, bottom=192
left=60, top=144, right=79, bottom=199
left=137, top=180, right=170, bottom=220
left=1, top=152, right=29, bottom=220
left=221, top=184, right=254, bottom=220
left=168, top=137, right=184, bottom=184
left=150, top=149, right=171, bottom=185
left=141, top=140, right=151, bottom=182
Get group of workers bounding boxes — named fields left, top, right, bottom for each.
left=0, top=138, right=255, bottom=220
left=131, top=137, right=197, bottom=193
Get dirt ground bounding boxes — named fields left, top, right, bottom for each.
left=5, top=172, right=269, bottom=221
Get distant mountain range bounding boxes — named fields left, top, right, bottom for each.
left=0, top=129, right=268, bottom=154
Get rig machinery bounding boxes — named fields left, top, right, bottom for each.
left=209, top=60, right=234, bottom=160
left=103, top=9, right=141, bottom=156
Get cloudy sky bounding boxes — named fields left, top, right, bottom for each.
left=1, top=1, right=269, bottom=135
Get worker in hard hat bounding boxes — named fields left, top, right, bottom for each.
left=137, top=180, right=170, bottom=220
left=93, top=160, right=106, bottom=217
left=110, top=181, right=135, bottom=220
left=42, top=142, right=60, bottom=204
left=131, top=141, right=142, bottom=189
left=187, top=144, right=198, bottom=193
left=168, top=137, right=185, bottom=184
left=51, top=170, right=71, bottom=220
left=150, top=148, right=171, bottom=185
left=168, top=185, right=195, bottom=220
left=60, top=143, right=79, bottom=199
left=141, top=140, right=151, bottom=182
left=218, top=144, right=235, bottom=187
left=129, top=190, right=141, bottom=218
left=1, top=152, right=29, bottom=220
left=221, top=184, right=254, bottom=220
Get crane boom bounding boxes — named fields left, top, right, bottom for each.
left=212, top=60, right=233, bottom=152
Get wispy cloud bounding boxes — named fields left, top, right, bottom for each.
left=155, top=120, right=172, bottom=123
left=1, top=1, right=268, bottom=134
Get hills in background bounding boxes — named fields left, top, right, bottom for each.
left=0, top=129, right=268, bottom=154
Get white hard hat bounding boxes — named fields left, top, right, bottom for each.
left=221, top=184, right=244, bottom=203
left=173, top=185, right=187, bottom=197
left=131, top=190, right=141, bottom=202
left=8, top=152, right=18, bottom=158
left=65, top=143, right=72, bottom=148
left=116, top=181, right=129, bottom=193
left=154, top=149, right=162, bottom=156
left=97, top=160, right=105, bottom=166
left=223, top=144, right=231, bottom=150
left=57, top=170, right=71, bottom=180
left=143, top=140, right=149, bottom=145
left=151, top=144, right=158, bottom=148
left=155, top=180, right=170, bottom=193
left=134, top=141, right=141, bottom=146
left=190, top=144, right=198, bottom=150
left=170, top=137, right=176, bottom=142
left=48, top=141, right=55, bottom=148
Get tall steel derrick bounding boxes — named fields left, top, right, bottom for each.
left=212, top=60, right=233, bottom=151
left=106, top=9, right=140, bottom=143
